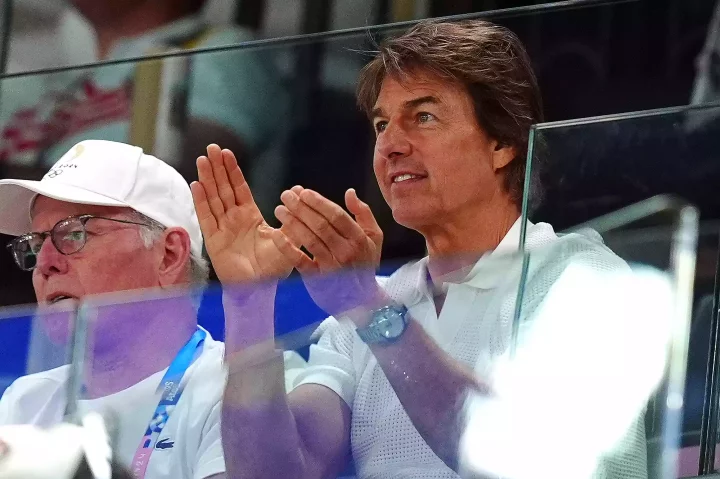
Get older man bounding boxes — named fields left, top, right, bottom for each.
left=0, top=140, right=227, bottom=479
left=196, top=20, right=649, bottom=479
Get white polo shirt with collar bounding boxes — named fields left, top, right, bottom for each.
left=0, top=327, right=226, bottom=479
left=293, top=219, right=648, bottom=479
left=0, top=326, right=308, bottom=479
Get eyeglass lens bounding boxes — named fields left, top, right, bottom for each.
left=11, top=217, right=87, bottom=271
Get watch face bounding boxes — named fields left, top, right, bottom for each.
left=377, top=311, right=405, bottom=339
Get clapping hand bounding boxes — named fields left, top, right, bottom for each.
left=190, top=145, right=304, bottom=285
left=275, top=186, right=386, bottom=319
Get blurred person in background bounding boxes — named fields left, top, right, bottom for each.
left=0, top=0, right=287, bottom=185
left=0, top=139, right=240, bottom=479
left=194, top=20, right=651, bottom=479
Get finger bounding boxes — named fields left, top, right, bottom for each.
left=297, top=190, right=370, bottom=263
left=296, top=254, right=320, bottom=276
left=281, top=190, right=353, bottom=261
left=206, top=144, right=236, bottom=212
left=275, top=205, right=337, bottom=267
left=196, top=156, right=226, bottom=220
left=190, top=181, right=219, bottom=237
left=222, top=149, right=255, bottom=207
left=299, top=189, right=366, bottom=241
left=279, top=224, right=301, bottom=248
left=269, top=228, right=312, bottom=270
left=345, top=189, right=383, bottom=250
left=290, top=185, right=304, bottom=196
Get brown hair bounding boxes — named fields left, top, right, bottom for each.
left=357, top=19, right=545, bottom=208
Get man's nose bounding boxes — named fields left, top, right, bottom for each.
left=376, top=122, right=412, bottom=161
left=35, top=237, right=69, bottom=277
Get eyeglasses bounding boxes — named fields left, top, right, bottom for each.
left=6, top=215, right=151, bottom=271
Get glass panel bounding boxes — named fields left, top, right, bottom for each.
left=462, top=222, right=696, bottom=479
left=0, top=3, right=700, bottom=477
left=523, top=105, right=720, bottom=477
left=0, top=303, right=75, bottom=402
left=0, top=220, right=696, bottom=478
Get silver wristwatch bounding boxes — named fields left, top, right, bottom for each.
left=356, top=303, right=409, bottom=344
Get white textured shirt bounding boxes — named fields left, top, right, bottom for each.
left=0, top=329, right=226, bottom=479
left=294, top=220, right=648, bottom=479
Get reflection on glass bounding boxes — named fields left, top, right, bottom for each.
left=523, top=102, right=720, bottom=477
left=458, top=197, right=698, bottom=479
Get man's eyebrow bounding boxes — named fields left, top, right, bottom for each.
left=371, top=95, right=441, bottom=120
left=404, top=95, right=441, bottom=110
left=370, top=106, right=385, bottom=120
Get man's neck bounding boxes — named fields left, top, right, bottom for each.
left=422, top=200, right=519, bottom=317
left=423, top=200, right=520, bottom=277
left=89, top=3, right=194, bottom=59
left=82, top=302, right=198, bottom=399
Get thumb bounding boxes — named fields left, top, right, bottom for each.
left=345, top=189, right=383, bottom=249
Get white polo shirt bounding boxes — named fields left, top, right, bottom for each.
left=294, top=220, right=648, bottom=479
left=0, top=328, right=226, bottom=479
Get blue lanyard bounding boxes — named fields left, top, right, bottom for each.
left=131, top=327, right=207, bottom=478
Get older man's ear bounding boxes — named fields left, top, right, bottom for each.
left=157, top=227, right=193, bottom=287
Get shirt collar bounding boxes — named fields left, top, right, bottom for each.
left=393, top=218, right=535, bottom=305
left=456, top=217, right=529, bottom=290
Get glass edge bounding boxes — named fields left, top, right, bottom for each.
left=0, top=0, right=634, bottom=80
left=660, top=204, right=699, bottom=478
left=561, top=195, right=694, bottom=234
left=534, top=101, right=720, bottom=131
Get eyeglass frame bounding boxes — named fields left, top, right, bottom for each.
left=6, top=214, right=153, bottom=271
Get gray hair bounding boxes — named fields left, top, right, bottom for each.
left=129, top=211, right=210, bottom=287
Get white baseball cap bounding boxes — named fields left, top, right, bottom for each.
left=0, top=140, right=203, bottom=257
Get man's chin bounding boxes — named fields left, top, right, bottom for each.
left=391, top=207, right=434, bottom=232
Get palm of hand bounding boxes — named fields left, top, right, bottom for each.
left=192, top=146, right=303, bottom=285
left=206, top=205, right=291, bottom=284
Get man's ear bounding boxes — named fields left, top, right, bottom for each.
left=157, top=227, right=192, bottom=287
left=492, top=142, right=517, bottom=171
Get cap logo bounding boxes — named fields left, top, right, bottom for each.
left=69, top=144, right=85, bottom=161
left=44, top=144, right=84, bottom=179
left=44, top=163, right=79, bottom=179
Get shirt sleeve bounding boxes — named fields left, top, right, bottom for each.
left=193, top=401, right=225, bottom=479
left=291, top=317, right=358, bottom=408
left=188, top=28, right=290, bottom=155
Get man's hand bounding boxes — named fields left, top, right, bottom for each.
left=191, top=144, right=303, bottom=284
left=275, top=186, right=385, bottom=319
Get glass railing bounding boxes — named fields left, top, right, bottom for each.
left=0, top=206, right=695, bottom=479
left=0, top=2, right=717, bottom=478
left=523, top=105, right=720, bottom=477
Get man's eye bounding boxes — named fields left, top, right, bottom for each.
left=418, top=112, right=436, bottom=123
left=64, top=231, right=85, bottom=241
left=374, top=121, right=388, bottom=133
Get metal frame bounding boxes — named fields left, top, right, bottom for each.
left=0, top=0, right=13, bottom=76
